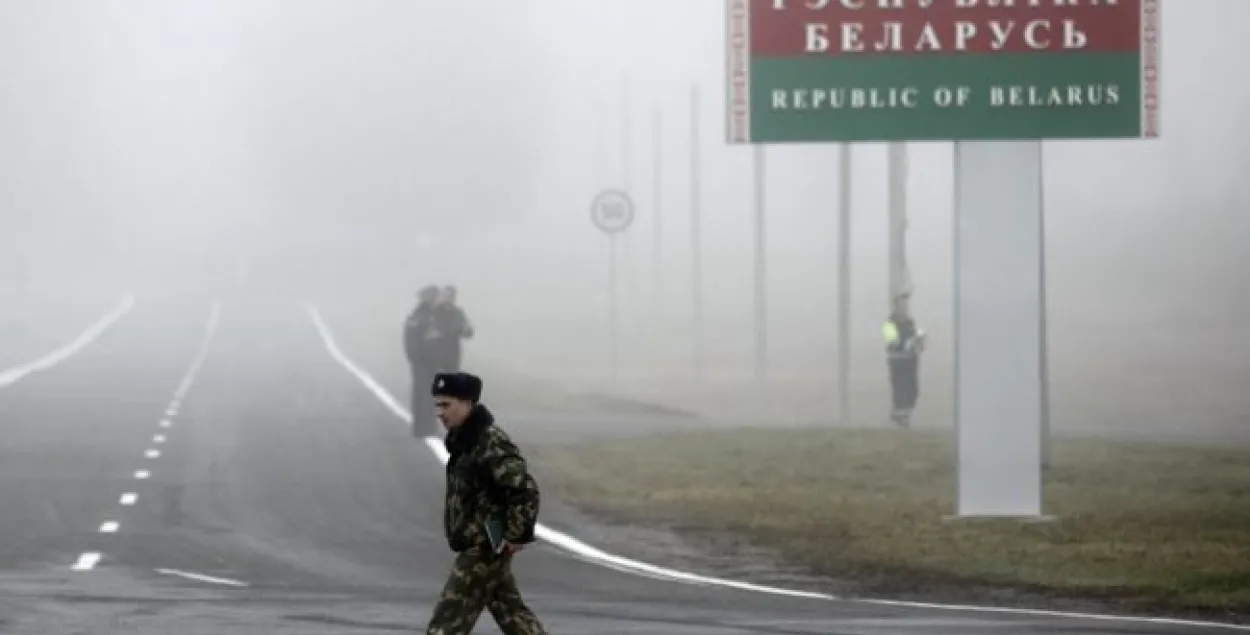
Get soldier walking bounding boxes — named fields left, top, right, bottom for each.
left=426, top=371, right=547, bottom=635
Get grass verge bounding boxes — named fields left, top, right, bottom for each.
left=532, top=428, right=1250, bottom=619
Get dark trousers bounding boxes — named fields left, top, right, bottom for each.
left=888, top=356, right=919, bottom=411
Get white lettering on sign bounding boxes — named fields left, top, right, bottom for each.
left=805, top=23, right=831, bottom=52
left=989, top=83, right=1121, bottom=107
left=769, top=84, right=1123, bottom=112
left=803, top=19, right=1096, bottom=53
left=775, top=0, right=1119, bottom=54
left=872, top=23, right=901, bottom=51
left=915, top=23, right=942, bottom=51
left=954, top=22, right=977, bottom=49
left=931, top=86, right=973, bottom=108
left=771, top=86, right=922, bottom=110
left=1023, top=20, right=1050, bottom=48
left=1063, top=20, right=1088, bottom=48
left=842, top=23, right=864, bottom=52
left=988, top=21, right=1014, bottom=49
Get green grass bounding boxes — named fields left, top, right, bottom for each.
left=532, top=428, right=1250, bottom=616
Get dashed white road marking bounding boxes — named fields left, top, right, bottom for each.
left=0, top=294, right=136, bottom=389
left=155, top=568, right=248, bottom=588
left=71, top=552, right=102, bottom=571
left=69, top=301, right=223, bottom=574
left=308, top=304, right=1250, bottom=632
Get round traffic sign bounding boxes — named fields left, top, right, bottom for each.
left=590, top=189, right=635, bottom=235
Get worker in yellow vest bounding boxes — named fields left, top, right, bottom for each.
left=882, top=293, right=925, bottom=427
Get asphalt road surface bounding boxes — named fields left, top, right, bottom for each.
left=1, top=297, right=1245, bottom=635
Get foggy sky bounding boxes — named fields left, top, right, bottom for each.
left=3, top=1, right=1248, bottom=391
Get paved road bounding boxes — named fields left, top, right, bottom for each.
left=0, top=297, right=1243, bottom=634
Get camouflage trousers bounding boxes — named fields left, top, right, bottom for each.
left=427, top=548, right=547, bottom=635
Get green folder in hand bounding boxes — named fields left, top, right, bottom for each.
left=484, top=517, right=505, bottom=553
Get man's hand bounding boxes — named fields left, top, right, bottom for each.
left=499, top=541, right=524, bottom=556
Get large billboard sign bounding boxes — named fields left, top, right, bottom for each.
left=726, top=0, right=1161, bottom=143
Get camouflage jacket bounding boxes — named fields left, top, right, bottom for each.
left=442, top=404, right=540, bottom=553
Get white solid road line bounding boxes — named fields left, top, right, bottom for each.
left=0, top=294, right=136, bottom=389
left=71, top=553, right=102, bottom=571
left=307, top=304, right=1250, bottom=632
left=308, top=305, right=832, bottom=602
left=423, top=436, right=832, bottom=598
left=155, top=568, right=249, bottom=588
left=850, top=598, right=1250, bottom=631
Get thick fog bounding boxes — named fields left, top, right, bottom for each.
left=3, top=1, right=1248, bottom=435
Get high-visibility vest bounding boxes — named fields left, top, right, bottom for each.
left=882, top=317, right=924, bottom=358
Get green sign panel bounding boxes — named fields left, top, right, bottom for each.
left=726, top=0, right=1161, bottom=143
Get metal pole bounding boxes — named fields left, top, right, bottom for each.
left=1039, top=145, right=1052, bottom=471
left=837, top=143, right=853, bottom=425
left=753, top=144, right=767, bottom=382
left=619, top=74, right=633, bottom=328
left=887, top=142, right=911, bottom=302
left=622, top=74, right=632, bottom=192
left=690, top=84, right=704, bottom=379
left=609, top=234, right=620, bottom=381
left=596, top=97, right=608, bottom=184
left=652, top=107, right=662, bottom=302
left=15, top=250, right=26, bottom=301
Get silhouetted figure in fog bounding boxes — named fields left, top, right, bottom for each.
left=883, top=293, right=925, bottom=428
left=433, top=285, right=474, bottom=372
left=404, top=285, right=444, bottom=436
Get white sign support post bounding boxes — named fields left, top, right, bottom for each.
left=591, top=189, right=636, bottom=381
left=953, top=141, right=1046, bottom=518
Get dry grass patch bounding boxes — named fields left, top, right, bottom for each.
left=532, top=428, right=1250, bottom=617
